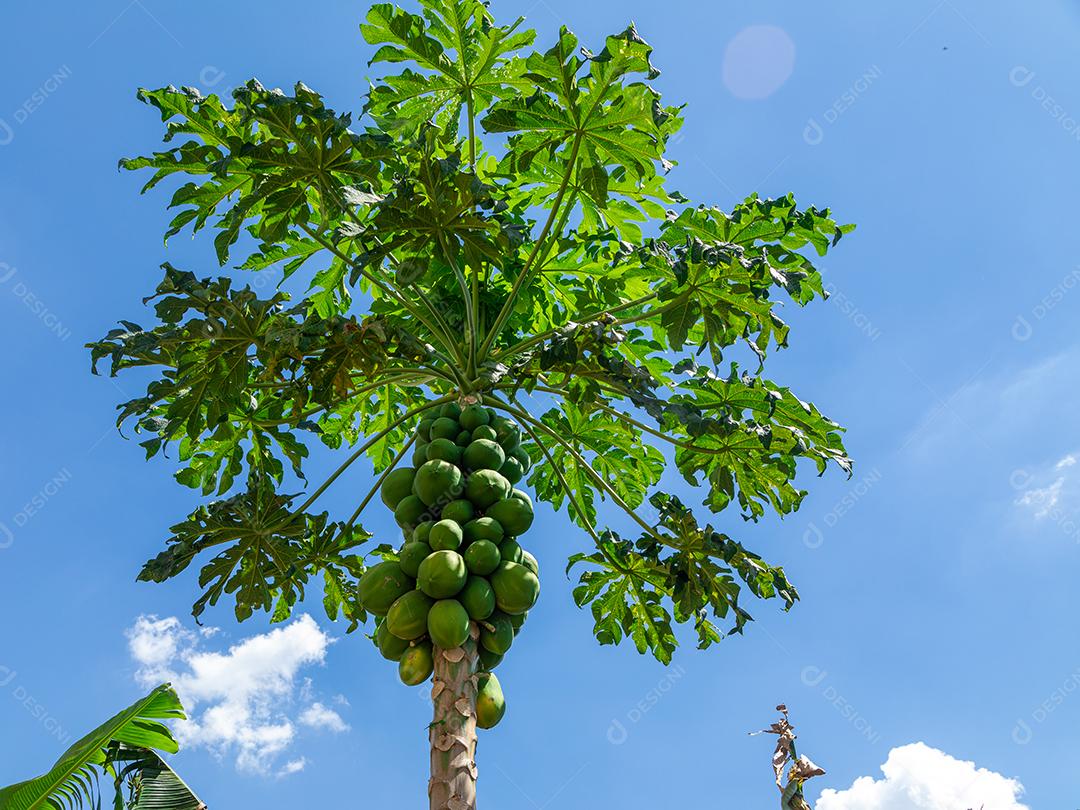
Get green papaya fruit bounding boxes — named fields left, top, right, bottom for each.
left=459, top=575, right=496, bottom=620
left=440, top=402, right=463, bottom=420
left=427, top=599, right=471, bottom=649
left=380, top=467, right=416, bottom=510
left=417, top=550, right=468, bottom=598
left=471, top=425, right=498, bottom=442
left=499, top=538, right=524, bottom=564
left=520, top=550, right=539, bottom=576
left=429, top=519, right=464, bottom=551
left=377, top=620, right=411, bottom=661
left=455, top=430, right=473, bottom=447
left=413, top=459, right=464, bottom=507
left=486, top=497, right=534, bottom=536
left=463, top=439, right=505, bottom=472
left=476, top=672, right=506, bottom=728
left=478, top=647, right=503, bottom=671
left=463, top=539, right=502, bottom=576
left=480, top=612, right=514, bottom=655
left=465, top=470, right=511, bottom=508
left=492, top=417, right=520, bottom=452
left=430, top=416, right=460, bottom=441
left=498, top=457, right=523, bottom=485
left=425, top=437, right=463, bottom=465
left=399, top=641, right=434, bottom=685
left=463, top=516, right=504, bottom=545
left=490, top=561, right=540, bottom=615
left=387, top=590, right=435, bottom=640
left=394, top=495, right=429, bottom=532
left=441, top=499, right=475, bottom=525
left=459, top=404, right=491, bottom=431
left=510, top=446, right=531, bottom=472
left=412, top=443, right=429, bottom=466
left=490, top=415, right=514, bottom=436
left=398, top=541, right=432, bottom=578
left=358, top=561, right=413, bottom=616
left=412, top=521, right=434, bottom=544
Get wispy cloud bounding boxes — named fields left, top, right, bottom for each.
left=817, top=742, right=1028, bottom=810
left=127, top=614, right=345, bottom=776
left=1017, top=476, right=1065, bottom=518
left=1013, top=450, right=1080, bottom=530
left=277, top=758, right=307, bottom=777
left=901, top=348, right=1080, bottom=460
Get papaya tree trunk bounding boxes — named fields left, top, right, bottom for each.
left=429, top=623, right=480, bottom=810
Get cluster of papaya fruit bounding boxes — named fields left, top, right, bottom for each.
left=358, top=402, right=539, bottom=729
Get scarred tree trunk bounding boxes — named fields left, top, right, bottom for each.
left=428, top=623, right=480, bottom=810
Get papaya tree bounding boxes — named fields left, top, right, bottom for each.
left=89, top=1, right=853, bottom=807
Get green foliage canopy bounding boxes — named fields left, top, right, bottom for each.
left=90, top=0, right=853, bottom=664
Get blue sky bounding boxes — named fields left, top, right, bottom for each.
left=2, top=0, right=1079, bottom=807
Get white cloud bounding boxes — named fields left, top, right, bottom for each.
left=817, top=743, right=1028, bottom=810
left=1017, top=476, right=1065, bottom=518
left=299, top=677, right=315, bottom=703
left=127, top=614, right=346, bottom=775
left=1014, top=450, right=1080, bottom=525
left=127, top=616, right=197, bottom=671
left=299, top=702, right=349, bottom=733
left=277, top=758, right=307, bottom=777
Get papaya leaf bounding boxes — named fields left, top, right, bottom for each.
left=533, top=402, right=664, bottom=512
left=352, top=143, right=525, bottom=280
left=90, top=264, right=442, bottom=494
left=120, top=82, right=393, bottom=266
left=566, top=493, right=798, bottom=662
left=139, top=482, right=371, bottom=625
left=568, top=533, right=677, bottom=664
left=667, top=366, right=852, bottom=518
left=362, top=0, right=536, bottom=135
